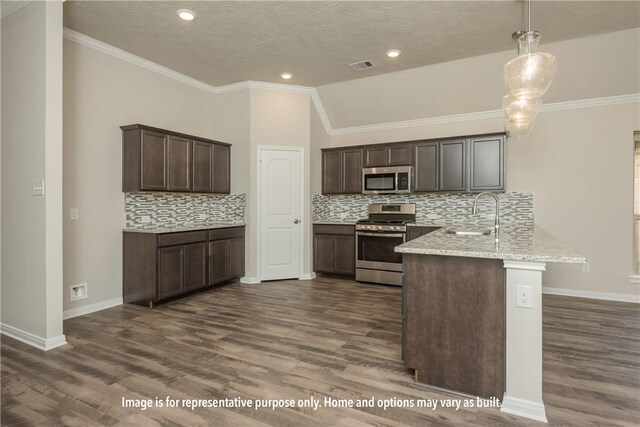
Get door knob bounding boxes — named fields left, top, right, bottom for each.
left=294, top=219, right=300, bottom=224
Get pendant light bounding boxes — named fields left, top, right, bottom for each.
left=503, top=0, right=556, bottom=137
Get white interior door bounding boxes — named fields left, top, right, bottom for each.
left=260, top=148, right=302, bottom=281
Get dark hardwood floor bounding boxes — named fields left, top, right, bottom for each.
left=1, top=277, right=639, bottom=426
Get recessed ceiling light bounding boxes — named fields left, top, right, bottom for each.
left=280, top=72, right=292, bottom=80
left=177, top=9, right=196, bottom=21
left=386, top=49, right=401, bottom=58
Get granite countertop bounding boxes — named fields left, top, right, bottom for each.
left=395, top=226, right=585, bottom=264
left=123, top=222, right=246, bottom=234
left=313, top=221, right=357, bottom=225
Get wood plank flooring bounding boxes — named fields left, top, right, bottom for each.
left=1, top=277, right=639, bottom=426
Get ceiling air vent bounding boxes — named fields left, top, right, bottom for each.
left=348, top=60, right=375, bottom=71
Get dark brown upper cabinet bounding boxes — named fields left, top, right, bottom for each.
left=322, top=147, right=363, bottom=194
left=192, top=140, right=214, bottom=192
left=319, top=132, right=505, bottom=195
left=469, top=135, right=505, bottom=191
left=213, top=144, right=231, bottom=194
left=122, top=124, right=231, bottom=194
left=364, top=144, right=412, bottom=167
left=167, top=135, right=192, bottom=191
left=439, top=139, right=467, bottom=191
left=413, top=141, right=439, bottom=192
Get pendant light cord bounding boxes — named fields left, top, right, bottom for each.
left=528, top=0, right=531, bottom=32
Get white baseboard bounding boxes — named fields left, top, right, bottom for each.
left=240, top=276, right=261, bottom=284
left=298, top=272, right=317, bottom=280
left=63, top=297, right=123, bottom=320
left=543, top=287, right=639, bottom=304
left=501, top=395, right=548, bottom=423
left=0, top=323, right=67, bottom=351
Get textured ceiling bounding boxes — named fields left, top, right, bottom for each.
left=63, top=1, right=640, bottom=87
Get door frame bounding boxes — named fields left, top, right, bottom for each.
left=256, top=145, right=305, bottom=282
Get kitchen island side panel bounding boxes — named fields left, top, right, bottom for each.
left=403, top=254, right=505, bottom=399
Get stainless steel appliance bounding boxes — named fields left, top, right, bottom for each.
left=362, top=166, right=412, bottom=195
left=355, top=203, right=416, bottom=286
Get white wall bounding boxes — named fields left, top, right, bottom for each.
left=318, top=29, right=640, bottom=299
left=1, top=1, right=64, bottom=344
left=318, top=28, right=640, bottom=129
left=248, top=89, right=312, bottom=280
left=63, top=39, right=212, bottom=313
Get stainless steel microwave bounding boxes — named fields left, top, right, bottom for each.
left=362, top=166, right=412, bottom=194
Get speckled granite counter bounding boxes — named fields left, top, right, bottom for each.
left=123, top=223, right=246, bottom=234
left=312, top=221, right=357, bottom=226
left=396, top=226, right=585, bottom=264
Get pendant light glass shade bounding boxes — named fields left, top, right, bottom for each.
left=504, top=120, right=532, bottom=138
left=503, top=93, right=541, bottom=128
left=504, top=31, right=556, bottom=99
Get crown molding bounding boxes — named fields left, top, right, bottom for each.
left=330, top=109, right=504, bottom=136
left=63, top=28, right=216, bottom=94
left=1, top=0, right=31, bottom=19
left=63, top=28, right=333, bottom=134
left=62, top=28, right=639, bottom=139
left=329, top=93, right=640, bottom=136
left=539, top=93, right=640, bottom=113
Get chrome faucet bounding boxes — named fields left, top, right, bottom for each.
left=472, top=192, right=500, bottom=242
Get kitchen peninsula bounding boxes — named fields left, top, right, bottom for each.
left=396, top=226, right=585, bottom=423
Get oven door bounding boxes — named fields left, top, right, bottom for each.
left=356, top=231, right=405, bottom=272
left=362, top=172, right=397, bottom=194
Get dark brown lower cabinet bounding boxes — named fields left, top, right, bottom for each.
left=123, top=226, right=245, bottom=307
left=403, top=254, right=505, bottom=399
left=208, top=227, right=245, bottom=285
left=406, top=226, right=440, bottom=242
left=313, top=224, right=355, bottom=276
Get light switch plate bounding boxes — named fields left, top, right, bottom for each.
left=70, top=208, right=79, bottom=220
left=32, top=180, right=45, bottom=196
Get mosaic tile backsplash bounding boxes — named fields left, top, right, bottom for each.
left=312, top=192, right=534, bottom=230
left=125, top=193, right=246, bottom=229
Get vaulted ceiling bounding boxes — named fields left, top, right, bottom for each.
left=63, top=1, right=640, bottom=88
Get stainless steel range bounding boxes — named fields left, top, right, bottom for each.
left=355, top=203, right=416, bottom=286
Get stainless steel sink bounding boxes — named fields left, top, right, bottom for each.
left=444, top=228, right=492, bottom=236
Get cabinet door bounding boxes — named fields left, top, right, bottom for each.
left=440, top=139, right=467, bottom=191
left=140, top=130, right=168, bottom=190
left=228, top=237, right=245, bottom=280
left=342, top=148, right=363, bottom=194
left=167, top=135, right=192, bottom=191
left=158, top=246, right=184, bottom=299
left=364, top=146, right=387, bottom=167
left=183, top=242, right=207, bottom=291
left=388, top=145, right=412, bottom=166
left=322, top=150, right=343, bottom=194
left=314, top=234, right=336, bottom=273
left=208, top=240, right=229, bottom=285
left=406, top=226, right=440, bottom=242
left=334, top=235, right=355, bottom=275
left=469, top=136, right=505, bottom=191
left=192, top=140, right=213, bottom=193
left=414, top=142, right=439, bottom=192
left=213, top=144, right=230, bottom=194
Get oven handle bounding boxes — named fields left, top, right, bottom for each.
left=356, top=232, right=405, bottom=238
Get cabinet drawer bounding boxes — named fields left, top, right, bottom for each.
left=208, top=226, right=245, bottom=241
left=313, top=224, right=355, bottom=235
left=157, top=231, right=207, bottom=247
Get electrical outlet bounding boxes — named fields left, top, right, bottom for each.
left=339, top=212, right=348, bottom=219
left=70, top=208, right=79, bottom=220
left=140, top=216, right=151, bottom=223
left=70, top=283, right=88, bottom=302
left=582, top=263, right=591, bottom=274
left=516, top=285, right=532, bottom=308
left=198, top=214, right=207, bottom=221
left=32, top=180, right=45, bottom=196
